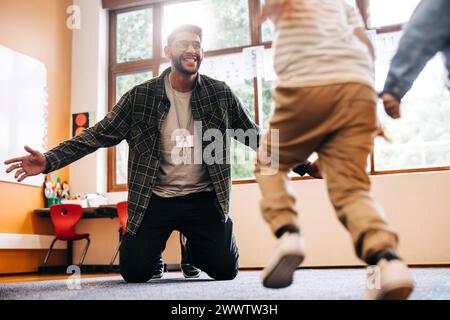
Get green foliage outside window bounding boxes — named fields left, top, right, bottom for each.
left=117, top=9, right=153, bottom=63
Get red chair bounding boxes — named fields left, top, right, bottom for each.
left=43, top=204, right=90, bottom=267
left=110, top=201, right=128, bottom=266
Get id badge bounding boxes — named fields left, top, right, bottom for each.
left=175, top=135, right=194, bottom=148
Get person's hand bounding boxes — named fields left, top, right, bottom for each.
left=306, top=159, right=323, bottom=179
left=4, top=146, right=47, bottom=182
left=260, top=0, right=294, bottom=24
left=375, top=126, right=391, bottom=142
left=375, top=117, right=392, bottom=142
left=382, top=93, right=401, bottom=119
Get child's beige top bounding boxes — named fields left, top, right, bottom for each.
left=272, top=0, right=374, bottom=88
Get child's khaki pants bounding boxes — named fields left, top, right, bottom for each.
left=254, top=83, right=398, bottom=262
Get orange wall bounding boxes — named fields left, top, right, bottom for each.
left=0, top=0, right=73, bottom=273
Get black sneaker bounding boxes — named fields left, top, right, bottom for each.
left=151, top=269, right=163, bottom=279
left=181, top=263, right=201, bottom=278
left=151, top=260, right=164, bottom=279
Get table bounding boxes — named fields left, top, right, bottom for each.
left=34, top=205, right=119, bottom=274
left=35, top=205, right=118, bottom=220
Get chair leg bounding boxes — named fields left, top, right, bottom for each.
left=43, top=238, right=58, bottom=266
left=110, top=239, right=122, bottom=267
left=78, top=238, right=90, bottom=266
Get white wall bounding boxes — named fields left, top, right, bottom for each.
left=231, top=171, right=450, bottom=268
left=70, top=0, right=450, bottom=268
left=70, top=0, right=115, bottom=265
left=70, top=0, right=108, bottom=196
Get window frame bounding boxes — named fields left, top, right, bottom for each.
left=106, top=0, right=450, bottom=192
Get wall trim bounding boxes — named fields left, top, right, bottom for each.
left=0, top=234, right=67, bottom=250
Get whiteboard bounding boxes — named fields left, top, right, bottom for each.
left=0, top=45, right=48, bottom=187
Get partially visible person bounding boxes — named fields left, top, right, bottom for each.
left=381, top=0, right=450, bottom=119
left=255, top=0, right=414, bottom=300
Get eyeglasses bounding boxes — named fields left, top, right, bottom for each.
left=174, top=40, right=202, bottom=51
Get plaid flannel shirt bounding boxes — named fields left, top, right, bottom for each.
left=44, top=67, right=310, bottom=236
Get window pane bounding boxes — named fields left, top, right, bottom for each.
left=115, top=140, right=129, bottom=185
left=200, top=52, right=254, bottom=115
left=114, top=71, right=152, bottom=185
left=116, top=71, right=152, bottom=102
left=262, top=78, right=274, bottom=130
left=368, top=0, right=420, bottom=28
left=261, top=20, right=274, bottom=43
left=230, top=139, right=256, bottom=180
left=200, top=52, right=255, bottom=179
left=162, top=0, right=251, bottom=51
left=229, top=78, right=255, bottom=180
left=261, top=49, right=276, bottom=131
left=116, top=8, right=153, bottom=63
left=374, top=32, right=450, bottom=171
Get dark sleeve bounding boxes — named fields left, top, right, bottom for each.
left=43, top=90, right=134, bottom=173
left=292, top=162, right=311, bottom=176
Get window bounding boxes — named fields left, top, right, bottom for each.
left=107, top=0, right=450, bottom=191
left=116, top=8, right=153, bottom=63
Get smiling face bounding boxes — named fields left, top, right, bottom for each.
left=165, top=31, right=204, bottom=76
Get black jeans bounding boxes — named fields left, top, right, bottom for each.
left=120, top=191, right=239, bottom=283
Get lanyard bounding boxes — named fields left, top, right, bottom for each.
left=167, top=75, right=193, bottom=132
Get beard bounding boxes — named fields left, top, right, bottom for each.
left=172, top=52, right=203, bottom=76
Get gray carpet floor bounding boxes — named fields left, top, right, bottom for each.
left=1, top=268, right=449, bottom=300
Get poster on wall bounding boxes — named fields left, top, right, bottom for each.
left=0, top=45, right=48, bottom=187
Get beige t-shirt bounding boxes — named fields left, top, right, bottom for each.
left=273, top=0, right=374, bottom=88
left=152, top=75, right=213, bottom=197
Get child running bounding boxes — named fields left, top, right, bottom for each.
left=254, top=0, right=414, bottom=299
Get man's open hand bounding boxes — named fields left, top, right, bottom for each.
left=4, top=146, right=47, bottom=182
